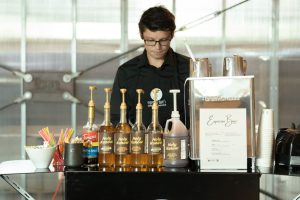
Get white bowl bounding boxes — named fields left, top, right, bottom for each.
left=25, top=145, right=56, bottom=168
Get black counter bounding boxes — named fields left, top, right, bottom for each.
left=65, top=168, right=260, bottom=200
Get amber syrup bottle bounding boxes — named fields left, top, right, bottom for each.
left=98, top=88, right=115, bottom=168
left=130, top=89, right=148, bottom=170
left=114, top=88, right=131, bottom=168
left=147, top=88, right=164, bottom=168
left=82, top=86, right=99, bottom=167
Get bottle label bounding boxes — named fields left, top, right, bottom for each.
left=83, top=146, right=98, bottom=158
left=114, top=133, right=129, bottom=155
left=99, top=132, right=114, bottom=154
left=164, top=136, right=188, bottom=160
left=82, top=130, right=98, bottom=158
left=130, top=131, right=145, bottom=154
left=148, top=132, right=163, bottom=154
left=83, top=130, right=99, bottom=146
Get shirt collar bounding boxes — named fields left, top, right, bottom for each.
left=137, top=48, right=175, bottom=69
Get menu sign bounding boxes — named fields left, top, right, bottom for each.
left=200, top=108, right=247, bottom=170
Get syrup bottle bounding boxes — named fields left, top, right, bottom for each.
left=114, top=88, right=131, bottom=168
left=147, top=88, right=163, bottom=168
left=130, top=89, right=148, bottom=169
left=82, top=86, right=99, bottom=167
left=163, top=89, right=189, bottom=167
left=98, top=88, right=115, bottom=167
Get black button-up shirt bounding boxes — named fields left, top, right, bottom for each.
left=110, top=48, right=189, bottom=128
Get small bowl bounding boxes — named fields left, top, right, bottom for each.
left=25, top=145, right=56, bottom=168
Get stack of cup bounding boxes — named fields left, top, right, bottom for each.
left=256, top=109, right=275, bottom=172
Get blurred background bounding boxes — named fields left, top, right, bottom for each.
left=0, top=0, right=299, bottom=199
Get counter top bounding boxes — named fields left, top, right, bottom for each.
left=1, top=159, right=300, bottom=176
left=1, top=160, right=300, bottom=200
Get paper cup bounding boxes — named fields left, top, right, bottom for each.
left=258, top=109, right=274, bottom=131
left=256, top=109, right=275, bottom=169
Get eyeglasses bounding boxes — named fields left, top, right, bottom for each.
left=144, top=39, right=171, bottom=46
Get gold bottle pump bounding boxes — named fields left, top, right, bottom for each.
left=88, top=86, right=96, bottom=129
left=120, top=88, right=127, bottom=123
left=103, top=88, right=112, bottom=126
left=136, top=89, right=144, bottom=128
left=151, top=88, right=159, bottom=128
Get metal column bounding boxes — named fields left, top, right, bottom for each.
left=120, top=0, right=128, bottom=64
left=20, top=0, right=27, bottom=161
left=71, top=0, right=78, bottom=134
left=270, top=0, right=279, bottom=132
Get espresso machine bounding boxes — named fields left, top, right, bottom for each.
left=275, top=126, right=300, bottom=167
left=187, top=55, right=255, bottom=170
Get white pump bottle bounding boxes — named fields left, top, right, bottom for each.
left=163, top=89, right=189, bottom=167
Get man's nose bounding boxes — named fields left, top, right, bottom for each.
left=154, top=42, right=162, bottom=49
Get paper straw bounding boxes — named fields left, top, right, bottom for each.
left=39, top=129, right=51, bottom=142
left=38, top=127, right=74, bottom=147
left=65, top=128, right=74, bottom=143
left=57, top=129, right=64, bottom=145
left=38, top=130, right=49, bottom=142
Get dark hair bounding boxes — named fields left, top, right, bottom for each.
left=138, top=6, right=176, bottom=39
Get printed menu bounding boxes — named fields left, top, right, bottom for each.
left=200, top=108, right=247, bottom=170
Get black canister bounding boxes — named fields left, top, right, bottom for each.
left=64, top=143, right=84, bottom=167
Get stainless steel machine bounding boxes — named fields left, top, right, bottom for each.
left=187, top=56, right=255, bottom=170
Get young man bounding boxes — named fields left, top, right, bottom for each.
left=110, top=6, right=189, bottom=128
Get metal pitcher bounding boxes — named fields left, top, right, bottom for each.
left=223, top=55, right=247, bottom=76
left=190, top=58, right=212, bottom=77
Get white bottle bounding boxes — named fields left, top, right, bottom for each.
left=163, top=89, right=189, bottom=167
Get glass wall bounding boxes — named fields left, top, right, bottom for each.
left=0, top=0, right=300, bottom=198
left=1, top=0, right=300, bottom=159
left=1, top=0, right=300, bottom=157
left=0, top=0, right=22, bottom=161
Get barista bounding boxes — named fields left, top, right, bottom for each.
left=110, top=6, right=189, bottom=128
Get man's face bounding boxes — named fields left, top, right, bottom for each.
left=142, top=29, right=172, bottom=61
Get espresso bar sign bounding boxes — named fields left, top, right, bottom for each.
left=200, top=108, right=247, bottom=170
